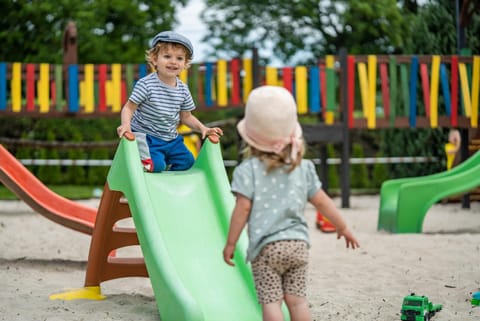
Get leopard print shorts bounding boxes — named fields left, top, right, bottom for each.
left=251, top=240, right=309, bottom=304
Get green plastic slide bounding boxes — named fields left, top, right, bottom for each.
left=378, top=151, right=480, bottom=233
left=107, top=138, right=289, bottom=321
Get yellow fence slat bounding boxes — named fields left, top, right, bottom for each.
left=295, top=66, right=308, bottom=114
left=325, top=55, right=334, bottom=69
left=357, top=63, right=368, bottom=116
left=37, top=63, right=50, bottom=113
left=367, top=55, right=377, bottom=128
left=111, top=64, right=122, bottom=112
left=79, top=81, right=84, bottom=106
left=106, top=81, right=112, bottom=106
left=11, top=63, right=22, bottom=112
left=179, top=69, right=188, bottom=84
left=458, top=63, right=472, bottom=117
left=265, top=66, right=278, bottom=86
left=471, top=56, right=479, bottom=127
left=242, top=58, right=253, bottom=103
left=217, top=60, right=228, bottom=106
left=84, top=64, right=95, bottom=113
left=430, top=56, right=440, bottom=127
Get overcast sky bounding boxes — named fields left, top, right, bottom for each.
left=174, top=0, right=209, bottom=63
left=173, top=0, right=285, bottom=66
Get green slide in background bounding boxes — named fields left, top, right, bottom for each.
left=107, top=138, right=289, bottom=321
left=378, top=151, right=480, bottom=233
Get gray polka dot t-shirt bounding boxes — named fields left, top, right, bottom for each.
left=231, top=157, right=322, bottom=262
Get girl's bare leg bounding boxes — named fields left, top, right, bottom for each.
left=262, top=300, right=284, bottom=321
left=285, top=294, right=312, bottom=321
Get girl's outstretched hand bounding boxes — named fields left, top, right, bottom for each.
left=336, top=227, right=360, bottom=249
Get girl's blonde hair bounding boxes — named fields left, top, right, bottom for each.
left=242, top=139, right=306, bottom=173
left=146, top=42, right=193, bottom=72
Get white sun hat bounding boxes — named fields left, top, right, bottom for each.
left=237, top=85, right=302, bottom=159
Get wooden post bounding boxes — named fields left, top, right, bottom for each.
left=252, top=47, right=260, bottom=88
left=63, top=21, right=78, bottom=65
left=339, top=47, right=351, bottom=208
left=63, top=21, right=78, bottom=110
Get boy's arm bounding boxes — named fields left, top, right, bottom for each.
left=309, top=189, right=360, bottom=249
left=117, top=100, right=138, bottom=138
left=180, top=111, right=223, bottom=140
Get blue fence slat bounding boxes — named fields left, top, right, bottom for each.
left=308, top=66, right=321, bottom=113
left=440, top=63, right=451, bottom=116
left=409, top=56, right=418, bottom=127
left=205, top=62, right=213, bottom=107
left=0, top=63, right=6, bottom=111
left=68, top=65, right=79, bottom=113
left=138, top=64, right=148, bottom=78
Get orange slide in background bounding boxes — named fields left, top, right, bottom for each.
left=0, top=144, right=96, bottom=235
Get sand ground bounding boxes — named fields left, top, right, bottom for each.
left=0, top=196, right=479, bottom=321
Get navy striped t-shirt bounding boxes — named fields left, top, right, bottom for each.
left=129, top=72, right=195, bottom=141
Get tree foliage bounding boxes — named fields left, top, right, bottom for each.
left=201, top=0, right=479, bottom=62
left=371, top=151, right=389, bottom=188
left=350, top=143, right=370, bottom=188
left=0, top=0, right=187, bottom=63
left=326, top=144, right=340, bottom=189
left=341, top=0, right=407, bottom=54
left=201, top=0, right=411, bottom=64
left=405, top=0, right=480, bottom=54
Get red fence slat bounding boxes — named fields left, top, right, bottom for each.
left=230, top=59, right=241, bottom=105
left=26, top=64, right=35, bottom=112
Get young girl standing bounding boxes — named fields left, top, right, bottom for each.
left=223, top=86, right=359, bottom=321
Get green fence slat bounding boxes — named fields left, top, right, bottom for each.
left=326, top=67, right=336, bottom=112
left=190, top=64, right=199, bottom=105
left=126, top=64, right=134, bottom=96
left=400, top=63, right=409, bottom=117
left=55, top=65, right=63, bottom=111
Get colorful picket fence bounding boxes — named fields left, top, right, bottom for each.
left=0, top=54, right=478, bottom=129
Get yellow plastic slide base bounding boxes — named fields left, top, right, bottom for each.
left=49, top=286, right=106, bottom=301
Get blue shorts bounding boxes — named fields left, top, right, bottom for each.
left=135, top=132, right=195, bottom=172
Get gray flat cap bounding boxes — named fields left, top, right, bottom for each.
left=150, top=31, right=193, bottom=57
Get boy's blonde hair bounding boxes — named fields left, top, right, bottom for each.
left=146, top=42, right=192, bottom=72
left=242, top=140, right=305, bottom=173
